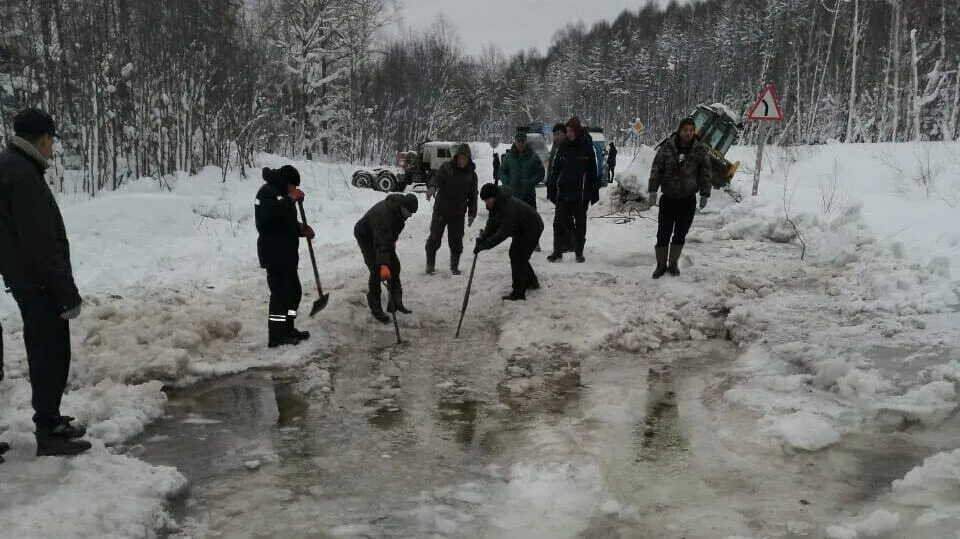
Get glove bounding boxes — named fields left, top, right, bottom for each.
left=468, top=215, right=475, bottom=227
left=379, top=265, right=391, bottom=281
left=61, top=303, right=82, bottom=320
left=289, top=188, right=305, bottom=203
left=426, top=187, right=436, bottom=201
left=302, top=225, right=315, bottom=240
left=699, top=197, right=708, bottom=210
left=648, top=192, right=658, bottom=206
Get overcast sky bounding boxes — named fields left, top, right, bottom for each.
left=397, top=0, right=687, bottom=56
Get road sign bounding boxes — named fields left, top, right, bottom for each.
left=746, top=84, right=783, bottom=121
left=747, top=84, right=783, bottom=196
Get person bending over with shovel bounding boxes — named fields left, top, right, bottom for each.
left=255, top=165, right=314, bottom=348
left=354, top=193, right=419, bottom=323
left=473, top=184, right=544, bottom=301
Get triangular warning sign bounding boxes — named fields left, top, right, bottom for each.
left=746, top=84, right=783, bottom=121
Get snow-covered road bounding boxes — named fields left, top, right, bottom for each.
left=1, top=143, right=959, bottom=538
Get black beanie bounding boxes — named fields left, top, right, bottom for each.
left=678, top=117, right=696, bottom=130
left=279, top=165, right=301, bottom=186
left=262, top=167, right=279, bottom=183
left=479, top=183, right=497, bottom=200
left=401, top=193, right=418, bottom=213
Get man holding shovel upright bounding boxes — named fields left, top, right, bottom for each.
left=255, top=165, right=314, bottom=348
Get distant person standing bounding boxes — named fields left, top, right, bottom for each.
left=425, top=144, right=478, bottom=275
left=648, top=117, right=712, bottom=279
left=492, top=152, right=501, bottom=186
left=0, top=108, right=91, bottom=457
left=606, top=142, right=618, bottom=183
left=546, top=116, right=600, bottom=263
left=546, top=123, right=574, bottom=254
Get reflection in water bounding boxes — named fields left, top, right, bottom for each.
left=635, top=366, right=686, bottom=463
left=272, top=379, right=310, bottom=427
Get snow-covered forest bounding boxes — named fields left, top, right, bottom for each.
left=1, top=0, right=959, bottom=194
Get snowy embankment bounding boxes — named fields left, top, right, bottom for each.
left=0, top=141, right=957, bottom=537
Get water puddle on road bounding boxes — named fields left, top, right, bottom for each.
left=137, top=336, right=945, bottom=538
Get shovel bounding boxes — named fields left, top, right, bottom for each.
left=296, top=201, right=330, bottom=315
left=455, top=253, right=479, bottom=339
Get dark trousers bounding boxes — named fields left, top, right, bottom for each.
left=13, top=290, right=71, bottom=429
left=656, top=195, right=697, bottom=248
left=425, top=212, right=465, bottom=257
left=554, top=200, right=588, bottom=255
left=359, top=242, right=402, bottom=307
left=607, top=165, right=616, bottom=182
left=266, top=266, right=302, bottom=340
left=509, top=237, right=540, bottom=295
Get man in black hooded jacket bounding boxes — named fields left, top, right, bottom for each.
left=355, top=193, right=419, bottom=322
left=255, top=165, right=315, bottom=347
left=546, top=116, right=600, bottom=263
left=474, top=184, right=544, bottom=301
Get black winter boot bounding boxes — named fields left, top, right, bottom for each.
left=386, top=286, right=413, bottom=314
left=652, top=247, right=669, bottom=279
left=425, top=249, right=437, bottom=275
left=36, top=426, right=92, bottom=457
left=286, top=315, right=310, bottom=341
left=55, top=417, right=86, bottom=439
left=367, top=292, right=391, bottom=323
left=502, top=291, right=526, bottom=301
left=547, top=252, right=562, bottom=262
left=269, top=317, right=300, bottom=348
left=450, top=252, right=462, bottom=275
left=668, top=244, right=684, bottom=276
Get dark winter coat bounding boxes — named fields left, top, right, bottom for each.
left=255, top=169, right=303, bottom=269
left=648, top=134, right=713, bottom=200
left=429, top=153, right=478, bottom=220
left=547, top=132, right=600, bottom=205
left=492, top=153, right=500, bottom=180
left=478, top=186, right=544, bottom=250
left=607, top=145, right=617, bottom=167
left=354, top=194, right=409, bottom=266
left=499, top=145, right=545, bottom=204
left=0, top=137, right=81, bottom=311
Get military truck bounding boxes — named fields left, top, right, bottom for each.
left=352, top=141, right=460, bottom=192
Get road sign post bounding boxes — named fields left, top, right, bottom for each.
left=746, top=84, right=784, bottom=196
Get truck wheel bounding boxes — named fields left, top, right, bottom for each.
left=376, top=172, right=398, bottom=192
left=354, top=171, right=373, bottom=189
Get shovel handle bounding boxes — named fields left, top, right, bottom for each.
left=297, top=201, right=324, bottom=295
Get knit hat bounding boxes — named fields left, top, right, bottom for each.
left=14, top=108, right=59, bottom=138
left=401, top=193, right=419, bottom=213
left=279, top=165, right=301, bottom=186
left=479, top=183, right=497, bottom=200
left=678, top=117, right=696, bottom=130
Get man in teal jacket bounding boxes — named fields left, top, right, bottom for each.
left=498, top=133, right=545, bottom=210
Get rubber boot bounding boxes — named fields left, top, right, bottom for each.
left=386, top=286, right=413, bottom=314
left=287, top=315, right=310, bottom=341
left=425, top=249, right=436, bottom=275
left=36, top=426, right=92, bottom=457
left=367, top=291, right=390, bottom=323
left=450, top=252, right=462, bottom=276
left=502, top=291, right=526, bottom=301
left=652, top=247, right=669, bottom=279
left=668, top=244, right=684, bottom=276
left=269, top=317, right=300, bottom=348
left=547, top=252, right=563, bottom=262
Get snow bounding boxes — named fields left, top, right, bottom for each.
left=2, top=139, right=959, bottom=537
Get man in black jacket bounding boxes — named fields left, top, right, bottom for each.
left=474, top=184, right=544, bottom=301
left=606, top=142, right=618, bottom=183
left=0, top=108, right=91, bottom=457
left=255, top=165, right=315, bottom=347
left=355, top=193, right=419, bottom=322
left=546, top=116, right=600, bottom=263
left=425, top=143, right=478, bottom=275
